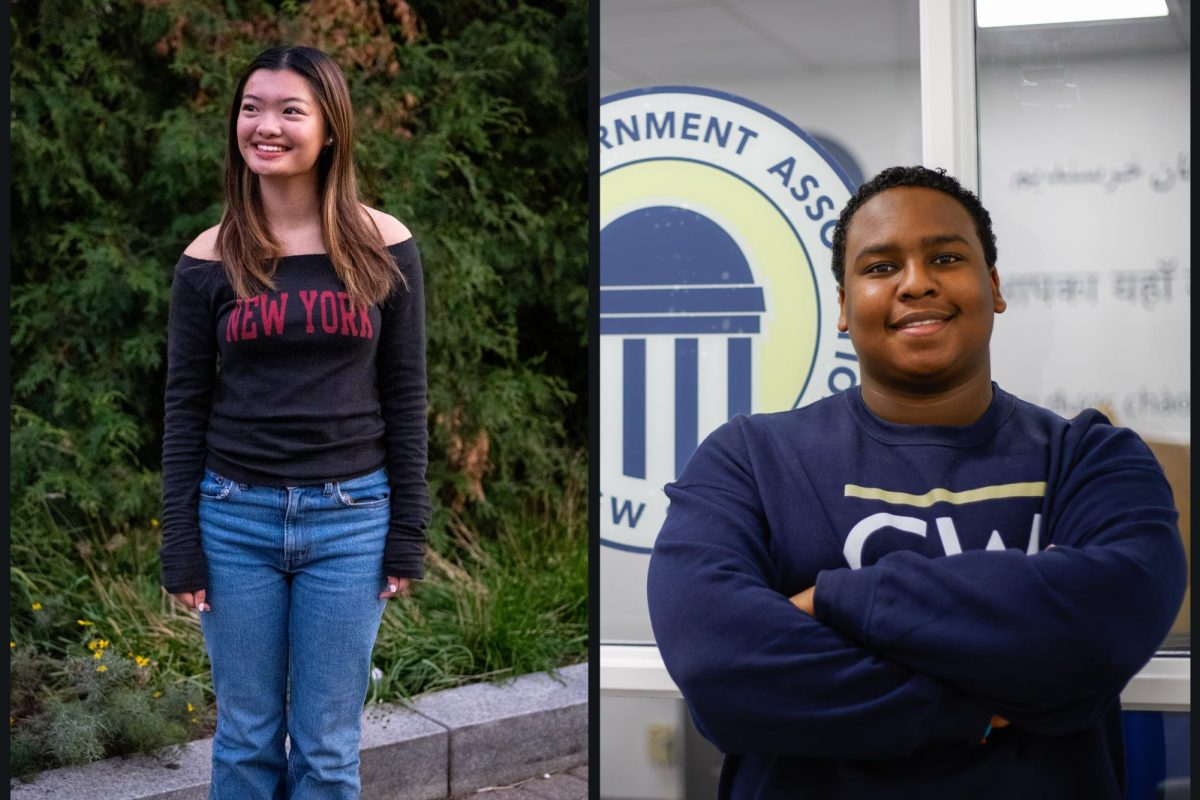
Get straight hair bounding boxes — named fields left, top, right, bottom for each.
left=216, top=45, right=402, bottom=307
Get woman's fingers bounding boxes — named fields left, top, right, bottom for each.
left=378, top=577, right=411, bottom=600
left=171, top=590, right=210, bottom=611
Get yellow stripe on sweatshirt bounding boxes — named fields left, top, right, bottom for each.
left=843, top=481, right=1046, bottom=507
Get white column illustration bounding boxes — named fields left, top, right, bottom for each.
left=601, top=206, right=765, bottom=482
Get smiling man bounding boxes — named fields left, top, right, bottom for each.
left=646, top=166, right=1186, bottom=799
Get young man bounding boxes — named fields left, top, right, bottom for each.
left=646, top=166, right=1186, bottom=799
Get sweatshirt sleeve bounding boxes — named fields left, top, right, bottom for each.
left=647, top=421, right=993, bottom=759
left=159, top=261, right=215, bottom=594
left=815, top=416, right=1186, bottom=735
left=376, top=239, right=431, bottom=579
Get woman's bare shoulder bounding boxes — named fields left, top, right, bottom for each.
left=183, top=225, right=222, bottom=260
left=361, top=205, right=413, bottom=246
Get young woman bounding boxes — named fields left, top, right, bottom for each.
left=160, top=46, right=429, bottom=800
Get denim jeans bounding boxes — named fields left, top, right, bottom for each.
left=198, top=467, right=391, bottom=800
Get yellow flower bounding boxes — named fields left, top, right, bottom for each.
left=151, top=519, right=160, bottom=527
left=97, top=639, right=109, bottom=649
left=88, top=641, right=100, bottom=651
left=135, top=656, right=150, bottom=668
left=77, top=620, right=94, bottom=627
left=96, top=665, right=108, bottom=673
left=152, top=691, right=162, bottom=699
left=9, top=641, right=14, bottom=649
left=31, top=602, right=42, bottom=611
left=93, top=651, right=103, bottom=660
left=186, top=703, right=194, bottom=713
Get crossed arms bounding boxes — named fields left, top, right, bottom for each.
left=645, top=418, right=1185, bottom=759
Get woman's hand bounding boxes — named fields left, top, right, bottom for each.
left=172, top=589, right=210, bottom=612
left=379, top=577, right=411, bottom=600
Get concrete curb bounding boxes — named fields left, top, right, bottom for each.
left=10, top=663, right=588, bottom=800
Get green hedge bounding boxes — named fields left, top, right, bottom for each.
left=10, top=0, right=587, bottom=776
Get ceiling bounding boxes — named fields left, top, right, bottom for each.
left=600, top=0, right=1191, bottom=93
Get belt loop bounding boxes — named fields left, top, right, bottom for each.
left=324, top=482, right=335, bottom=496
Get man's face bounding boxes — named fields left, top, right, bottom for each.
left=838, top=186, right=1005, bottom=392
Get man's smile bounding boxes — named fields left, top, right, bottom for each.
left=889, top=309, right=955, bottom=335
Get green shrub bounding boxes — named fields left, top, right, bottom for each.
left=104, top=689, right=190, bottom=755
left=11, top=0, right=586, bottom=776
left=39, top=699, right=110, bottom=767
left=10, top=731, right=45, bottom=779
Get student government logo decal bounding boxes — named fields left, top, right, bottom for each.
left=601, top=86, right=857, bottom=554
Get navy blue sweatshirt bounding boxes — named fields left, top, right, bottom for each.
left=160, top=239, right=429, bottom=593
left=646, top=385, right=1185, bottom=799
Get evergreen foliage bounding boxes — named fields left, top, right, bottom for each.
left=11, top=0, right=587, bottom=773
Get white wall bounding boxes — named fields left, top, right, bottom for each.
left=600, top=694, right=685, bottom=799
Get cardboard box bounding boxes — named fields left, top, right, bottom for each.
left=1143, top=439, right=1190, bottom=645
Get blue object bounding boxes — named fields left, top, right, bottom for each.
left=198, top=467, right=392, bottom=799
left=1122, top=710, right=1191, bottom=800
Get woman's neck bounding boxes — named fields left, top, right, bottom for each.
left=859, top=368, right=995, bottom=426
left=258, top=174, right=323, bottom=252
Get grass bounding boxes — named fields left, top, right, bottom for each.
left=9, top=461, right=588, bottom=777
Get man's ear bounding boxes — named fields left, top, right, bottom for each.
left=837, top=285, right=849, bottom=332
left=990, top=266, right=1006, bottom=313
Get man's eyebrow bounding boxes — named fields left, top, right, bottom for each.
left=853, top=233, right=971, bottom=261
left=920, top=233, right=971, bottom=248
left=242, top=94, right=311, bottom=104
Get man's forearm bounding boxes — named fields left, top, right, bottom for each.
left=789, top=582, right=1010, bottom=733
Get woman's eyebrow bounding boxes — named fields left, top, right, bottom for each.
left=242, top=94, right=311, bottom=104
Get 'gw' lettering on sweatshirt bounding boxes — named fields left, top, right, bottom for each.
left=225, top=291, right=375, bottom=342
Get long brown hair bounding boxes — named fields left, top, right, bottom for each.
left=216, top=46, right=402, bottom=306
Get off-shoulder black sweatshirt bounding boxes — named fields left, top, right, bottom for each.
left=160, top=239, right=429, bottom=594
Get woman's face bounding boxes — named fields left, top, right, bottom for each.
left=236, top=68, right=328, bottom=182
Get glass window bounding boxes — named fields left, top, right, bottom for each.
left=976, top=6, right=1191, bottom=651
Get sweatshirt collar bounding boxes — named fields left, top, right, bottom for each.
left=844, top=382, right=1015, bottom=447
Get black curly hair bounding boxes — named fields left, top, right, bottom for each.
left=830, top=165, right=998, bottom=287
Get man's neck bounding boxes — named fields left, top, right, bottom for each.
left=859, top=369, right=995, bottom=427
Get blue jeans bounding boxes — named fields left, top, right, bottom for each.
left=198, top=467, right=391, bottom=800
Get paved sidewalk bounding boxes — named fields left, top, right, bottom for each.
left=459, top=763, right=588, bottom=800
left=12, top=664, right=588, bottom=800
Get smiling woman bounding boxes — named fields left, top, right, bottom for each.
left=200, top=47, right=404, bottom=307
left=161, top=45, right=428, bottom=800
